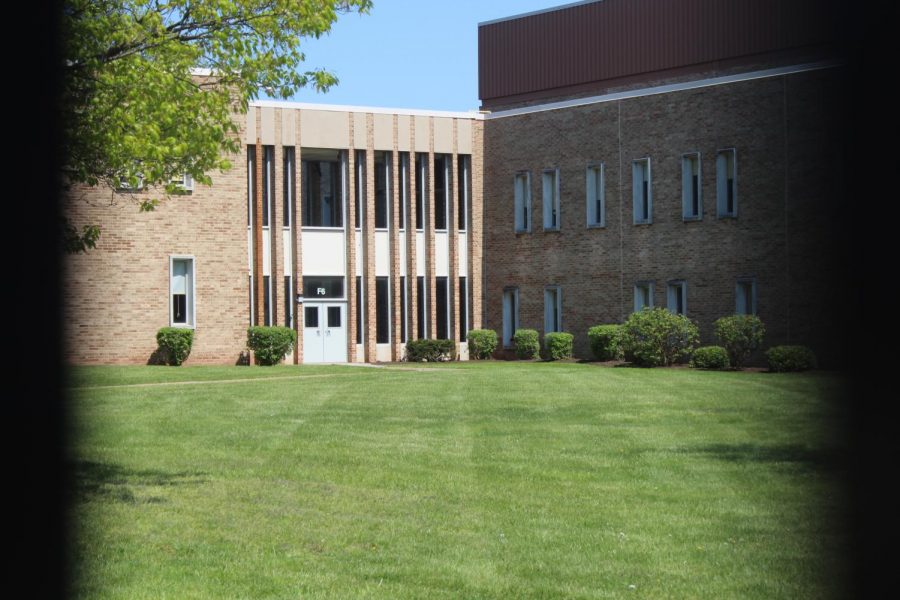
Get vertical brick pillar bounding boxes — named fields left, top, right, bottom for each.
left=407, top=124, right=419, bottom=341
left=253, top=138, right=265, bottom=342
left=271, top=111, right=282, bottom=329
left=427, top=119, right=437, bottom=339
left=293, top=127, right=303, bottom=364
left=346, top=114, right=358, bottom=363
left=390, top=116, right=402, bottom=361
left=470, top=119, right=484, bottom=330
left=364, top=114, right=377, bottom=363
left=449, top=121, right=460, bottom=354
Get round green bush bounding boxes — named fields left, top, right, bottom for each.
left=714, top=314, right=766, bottom=368
left=544, top=332, right=574, bottom=360
left=619, top=307, right=699, bottom=367
left=587, top=324, right=622, bottom=361
left=766, top=345, right=817, bottom=372
left=466, top=329, right=498, bottom=359
left=156, top=327, right=194, bottom=366
left=513, top=329, right=540, bottom=359
left=405, top=339, right=455, bottom=362
left=690, top=346, right=730, bottom=369
left=247, top=326, right=297, bottom=365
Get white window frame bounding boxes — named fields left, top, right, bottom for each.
left=735, top=277, right=757, bottom=315
left=544, top=285, right=562, bottom=333
left=586, top=163, right=605, bottom=227
left=399, top=153, right=409, bottom=232
left=681, top=152, right=702, bottom=221
left=514, top=171, right=532, bottom=233
left=171, top=172, right=193, bottom=192
left=632, top=158, right=652, bottom=224
left=716, top=148, right=738, bottom=218
left=667, top=280, right=687, bottom=315
left=502, top=287, right=519, bottom=348
left=634, top=281, right=654, bottom=312
left=169, top=255, right=196, bottom=328
left=542, top=168, right=560, bottom=231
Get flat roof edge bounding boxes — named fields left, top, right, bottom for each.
left=478, top=0, right=604, bottom=27
left=249, top=99, right=485, bottom=120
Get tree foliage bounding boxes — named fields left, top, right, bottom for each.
left=61, top=0, right=372, bottom=250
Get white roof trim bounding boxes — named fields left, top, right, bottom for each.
left=190, top=68, right=213, bottom=76
left=479, top=0, right=604, bottom=27
left=249, top=99, right=485, bottom=120
left=485, top=60, right=844, bottom=119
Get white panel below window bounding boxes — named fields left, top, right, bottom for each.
left=458, top=232, right=468, bottom=277
left=302, top=229, right=346, bottom=275
left=282, top=230, right=292, bottom=276
left=416, top=231, right=426, bottom=277
left=356, top=233, right=363, bottom=277
left=262, top=230, right=271, bottom=276
left=376, top=344, right=392, bottom=362
left=435, top=231, right=449, bottom=277
left=375, top=231, right=390, bottom=277
left=458, top=341, right=469, bottom=361
left=247, top=229, right=253, bottom=272
left=399, top=231, right=408, bottom=276
left=355, top=344, right=365, bottom=363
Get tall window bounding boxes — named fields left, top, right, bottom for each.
left=263, top=275, right=272, bottom=326
left=667, top=280, right=687, bottom=315
left=302, top=151, right=344, bottom=227
left=544, top=286, right=561, bottom=333
left=170, top=257, right=195, bottom=327
left=682, top=153, right=701, bottom=220
left=458, top=155, right=470, bottom=231
left=634, top=281, right=654, bottom=312
left=416, top=276, right=427, bottom=339
left=355, top=150, right=365, bottom=229
left=502, top=287, right=519, bottom=348
left=262, top=146, right=274, bottom=227
left=717, top=149, right=737, bottom=217
left=356, top=276, right=363, bottom=344
left=736, top=278, right=757, bottom=315
left=514, top=171, right=531, bottom=232
left=247, top=146, right=255, bottom=226
left=542, top=168, right=560, bottom=230
left=376, top=276, right=390, bottom=343
left=415, top=153, right=427, bottom=230
left=399, top=153, right=409, bottom=230
left=586, top=163, right=605, bottom=227
left=400, top=276, right=408, bottom=343
left=375, top=152, right=390, bottom=230
left=436, top=276, right=449, bottom=339
left=284, top=276, right=293, bottom=328
left=434, top=155, right=449, bottom=231
left=283, top=147, right=295, bottom=227
left=632, top=158, right=652, bottom=224
left=458, top=277, right=468, bottom=342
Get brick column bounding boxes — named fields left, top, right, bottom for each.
left=346, top=113, right=359, bottom=363
left=471, top=119, right=484, bottom=330
left=390, top=116, right=402, bottom=361
left=408, top=126, right=419, bottom=341
left=427, top=119, right=437, bottom=339
left=293, top=134, right=302, bottom=364
left=253, top=139, right=264, bottom=337
left=364, top=115, right=377, bottom=363
left=449, top=121, right=460, bottom=354
left=271, top=111, right=283, bottom=329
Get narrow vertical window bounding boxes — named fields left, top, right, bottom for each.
left=262, top=146, right=274, bottom=227
left=416, top=276, right=427, bottom=339
left=502, top=287, right=519, bottom=348
left=248, top=274, right=254, bottom=326
left=284, top=276, right=293, bottom=328
left=542, top=168, right=560, bottom=230
left=399, top=153, right=409, bottom=230
left=667, top=280, right=687, bottom=315
left=458, top=155, right=470, bottom=232
left=355, top=150, right=365, bottom=229
left=717, top=149, right=737, bottom=217
left=400, top=276, right=408, bottom=343
left=586, top=163, right=605, bottom=227
left=283, top=147, right=295, bottom=227
left=434, top=155, right=449, bottom=231
left=415, top=153, right=427, bottom=230
left=458, top=276, right=468, bottom=342
left=544, top=286, right=561, bottom=333
left=170, top=257, right=195, bottom=327
left=263, top=275, right=272, bottom=326
left=736, top=278, right=757, bottom=315
left=632, top=158, right=652, bottom=224
left=682, top=153, right=701, bottom=220
left=302, top=151, right=344, bottom=227
left=375, top=152, right=390, bottom=230
left=356, top=275, right=363, bottom=344
left=376, top=276, right=390, bottom=344
left=514, top=171, right=531, bottom=232
left=634, top=281, right=654, bottom=312
left=247, top=146, right=256, bottom=226
left=435, top=276, right=449, bottom=339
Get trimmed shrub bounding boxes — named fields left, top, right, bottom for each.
left=513, top=329, right=540, bottom=359
left=247, top=326, right=297, bottom=365
left=467, top=329, right=498, bottom=360
left=766, top=345, right=817, bottom=372
left=587, top=324, right=622, bottom=361
left=619, top=307, right=700, bottom=367
left=405, top=339, right=456, bottom=362
left=714, top=314, right=766, bottom=368
left=156, top=327, right=194, bottom=366
left=690, top=346, right=730, bottom=370
left=544, top=332, right=574, bottom=360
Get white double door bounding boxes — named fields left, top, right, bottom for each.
left=302, top=302, right=347, bottom=363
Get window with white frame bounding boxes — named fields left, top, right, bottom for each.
left=170, top=172, right=194, bottom=192
left=283, top=147, right=294, bottom=227
left=434, top=155, right=450, bottom=231
left=682, top=153, right=701, bottom=220
left=502, top=287, right=519, bottom=348
left=542, top=168, right=560, bottom=230
left=632, top=158, right=652, bottom=224
left=586, top=163, right=605, bottom=227
left=262, top=146, right=273, bottom=226
left=736, top=278, right=756, bottom=315
left=544, top=286, right=562, bottom=333
left=667, top=280, right=687, bottom=315
left=717, top=148, right=737, bottom=217
left=634, top=281, right=654, bottom=312
left=170, top=257, right=195, bottom=327
left=514, top=171, right=531, bottom=233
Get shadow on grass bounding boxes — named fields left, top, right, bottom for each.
left=71, top=460, right=207, bottom=504
left=685, top=443, right=845, bottom=473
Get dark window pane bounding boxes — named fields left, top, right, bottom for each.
left=263, top=275, right=271, bottom=326
left=355, top=150, right=365, bottom=229
left=262, top=146, right=273, bottom=227
left=284, top=276, right=292, bottom=328
left=727, top=179, right=734, bottom=214
left=302, top=159, right=343, bottom=227
left=417, top=276, right=425, bottom=339
left=434, top=155, right=447, bottom=230
left=399, top=153, right=408, bottom=230
left=375, top=154, right=388, bottom=229
left=376, top=277, right=389, bottom=343
left=328, top=306, right=341, bottom=328
left=247, top=146, right=256, bottom=226
left=302, top=276, right=344, bottom=299
left=356, top=276, right=362, bottom=344
left=283, top=147, right=294, bottom=227
left=400, top=276, right=407, bottom=343
left=459, top=277, right=467, bottom=341
left=642, top=180, right=649, bottom=219
left=458, top=155, right=469, bottom=231
left=692, top=174, right=699, bottom=216
left=436, top=277, right=448, bottom=340
left=305, top=306, right=319, bottom=328
left=415, top=154, right=426, bottom=230
left=173, top=294, right=186, bottom=324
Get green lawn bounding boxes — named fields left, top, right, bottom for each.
left=68, top=362, right=849, bottom=599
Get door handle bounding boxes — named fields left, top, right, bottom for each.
left=316, top=330, right=321, bottom=336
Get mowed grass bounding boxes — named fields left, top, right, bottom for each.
left=68, top=362, right=849, bottom=599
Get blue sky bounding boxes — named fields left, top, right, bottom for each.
left=274, top=1, right=574, bottom=111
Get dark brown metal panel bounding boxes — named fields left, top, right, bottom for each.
left=478, top=0, right=840, bottom=107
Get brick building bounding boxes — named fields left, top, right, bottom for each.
left=63, top=0, right=849, bottom=366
